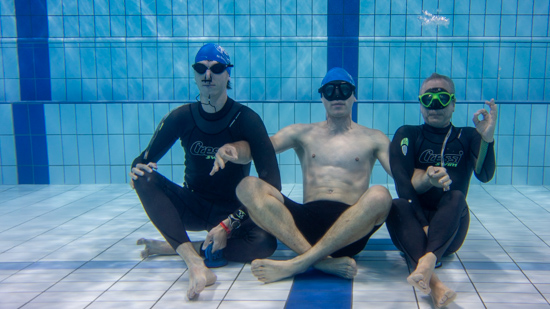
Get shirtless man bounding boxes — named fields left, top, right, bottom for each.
left=212, top=67, right=393, bottom=283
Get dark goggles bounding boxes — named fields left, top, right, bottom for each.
left=419, top=88, right=455, bottom=110
left=318, top=82, right=355, bottom=101
left=192, top=62, right=233, bottom=74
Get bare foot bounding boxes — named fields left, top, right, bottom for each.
left=430, top=273, right=457, bottom=308
left=137, top=238, right=176, bottom=258
left=407, top=252, right=436, bottom=294
left=314, top=256, right=357, bottom=279
left=187, top=265, right=217, bottom=300
left=251, top=258, right=308, bottom=283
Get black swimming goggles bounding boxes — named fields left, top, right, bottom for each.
left=419, top=88, right=455, bottom=110
left=318, top=82, right=355, bottom=101
left=192, top=62, right=233, bottom=74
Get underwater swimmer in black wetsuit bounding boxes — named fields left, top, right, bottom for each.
left=129, top=43, right=281, bottom=300
left=386, top=73, right=497, bottom=308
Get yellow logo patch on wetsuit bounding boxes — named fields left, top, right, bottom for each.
left=400, top=138, right=409, bottom=156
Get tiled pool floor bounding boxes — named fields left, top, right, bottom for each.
left=0, top=184, right=549, bottom=308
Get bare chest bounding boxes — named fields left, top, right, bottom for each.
left=300, top=133, right=375, bottom=167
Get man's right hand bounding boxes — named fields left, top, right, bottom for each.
left=210, top=144, right=239, bottom=176
left=129, top=162, right=157, bottom=189
left=202, top=220, right=230, bottom=253
left=210, top=141, right=252, bottom=176
left=426, top=166, right=452, bottom=191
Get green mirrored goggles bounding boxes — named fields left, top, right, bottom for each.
left=419, top=90, right=455, bottom=110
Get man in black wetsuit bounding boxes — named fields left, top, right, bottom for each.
left=129, top=43, right=281, bottom=299
left=386, top=73, right=497, bottom=308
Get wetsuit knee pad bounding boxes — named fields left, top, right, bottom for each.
left=387, top=198, right=414, bottom=223
left=225, top=227, right=277, bottom=262
left=445, top=190, right=466, bottom=201
left=439, top=190, right=466, bottom=208
left=245, top=225, right=278, bottom=257
left=251, top=232, right=278, bottom=259
left=391, top=198, right=411, bottom=212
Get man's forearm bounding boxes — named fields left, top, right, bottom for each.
left=230, top=140, right=252, bottom=164
left=411, top=168, right=433, bottom=194
left=474, top=140, right=490, bottom=174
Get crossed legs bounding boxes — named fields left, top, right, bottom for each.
left=386, top=192, right=467, bottom=307
left=135, top=239, right=215, bottom=299
left=133, top=172, right=217, bottom=299
left=236, top=176, right=392, bottom=283
left=134, top=172, right=279, bottom=298
left=404, top=256, right=456, bottom=308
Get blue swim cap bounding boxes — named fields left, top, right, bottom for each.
left=321, top=67, right=356, bottom=88
left=195, top=43, right=232, bottom=75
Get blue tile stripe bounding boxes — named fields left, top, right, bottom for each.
left=13, top=0, right=51, bottom=184
left=283, top=239, right=396, bottom=308
left=285, top=269, right=352, bottom=309
left=327, top=0, right=360, bottom=122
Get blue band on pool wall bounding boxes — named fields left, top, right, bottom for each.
left=14, top=0, right=51, bottom=184
left=327, top=0, right=359, bottom=123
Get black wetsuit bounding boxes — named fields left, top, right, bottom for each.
left=386, top=123, right=495, bottom=266
left=132, top=98, right=281, bottom=262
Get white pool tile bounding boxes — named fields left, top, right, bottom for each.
left=21, top=301, right=92, bottom=309
left=217, top=300, right=286, bottom=309
left=94, top=289, right=166, bottom=302
left=153, top=299, right=220, bottom=308
left=87, top=301, right=156, bottom=309
left=480, top=292, right=549, bottom=304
